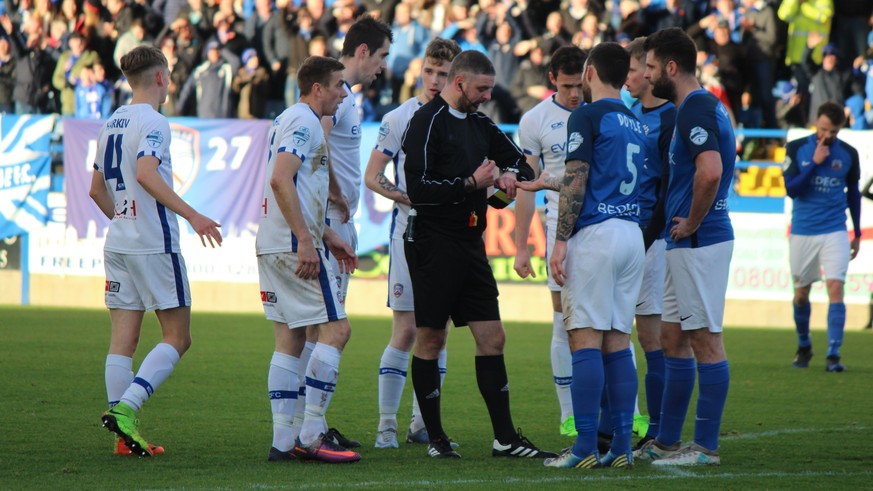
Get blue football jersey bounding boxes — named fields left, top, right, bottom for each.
left=665, top=89, right=735, bottom=249
left=631, top=100, right=676, bottom=230
left=783, top=134, right=860, bottom=235
left=566, top=97, right=647, bottom=234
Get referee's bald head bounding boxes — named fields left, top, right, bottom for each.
left=447, top=50, right=495, bottom=81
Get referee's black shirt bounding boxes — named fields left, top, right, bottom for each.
left=402, top=94, right=533, bottom=239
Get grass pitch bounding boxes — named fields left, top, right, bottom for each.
left=0, top=305, right=871, bottom=490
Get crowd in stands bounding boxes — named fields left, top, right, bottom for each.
left=1, top=0, right=873, bottom=131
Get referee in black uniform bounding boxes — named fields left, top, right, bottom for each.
left=402, top=50, right=555, bottom=460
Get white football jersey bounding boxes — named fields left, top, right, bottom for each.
left=94, top=104, right=179, bottom=254
left=326, top=82, right=363, bottom=219
left=256, top=103, right=331, bottom=254
left=374, top=97, right=422, bottom=240
left=518, top=95, right=574, bottom=219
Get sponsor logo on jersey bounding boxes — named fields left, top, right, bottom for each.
left=393, top=283, right=403, bottom=297
left=293, top=127, right=311, bottom=146
left=146, top=130, right=164, bottom=148
left=690, top=126, right=708, bottom=145
left=378, top=122, right=390, bottom=141
left=568, top=132, right=583, bottom=152
left=105, top=281, right=121, bottom=293
left=261, top=290, right=277, bottom=303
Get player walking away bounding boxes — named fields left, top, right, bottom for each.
left=782, top=101, right=861, bottom=372
left=624, top=36, right=676, bottom=449
left=364, top=38, right=462, bottom=449
left=90, top=45, right=223, bottom=457
left=635, top=27, right=734, bottom=467
left=523, top=42, right=645, bottom=470
left=296, top=15, right=393, bottom=450
left=257, top=56, right=361, bottom=463
left=512, top=45, right=587, bottom=439
left=402, top=50, right=555, bottom=460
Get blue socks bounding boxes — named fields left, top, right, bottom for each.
left=570, top=348, right=603, bottom=457
left=644, top=349, right=665, bottom=439
left=794, top=302, right=811, bottom=348
left=597, top=388, right=611, bottom=436
left=657, top=357, right=696, bottom=446
left=827, top=302, right=846, bottom=358
left=695, top=361, right=730, bottom=451
left=603, top=349, right=638, bottom=455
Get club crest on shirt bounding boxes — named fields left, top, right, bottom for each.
left=146, top=130, right=164, bottom=148
left=293, top=127, right=311, bottom=146
left=690, top=126, right=708, bottom=145
left=831, top=159, right=843, bottom=170
left=568, top=132, right=583, bottom=152
left=378, top=122, right=390, bottom=141
left=393, top=283, right=404, bottom=298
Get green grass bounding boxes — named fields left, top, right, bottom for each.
left=0, top=306, right=871, bottom=490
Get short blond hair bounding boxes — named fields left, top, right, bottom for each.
left=120, top=45, right=168, bottom=88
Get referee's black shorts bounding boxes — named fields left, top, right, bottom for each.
left=404, top=227, right=500, bottom=329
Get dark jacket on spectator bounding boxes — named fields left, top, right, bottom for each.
left=6, top=27, right=55, bottom=112
left=805, top=46, right=852, bottom=125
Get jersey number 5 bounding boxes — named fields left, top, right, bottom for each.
left=620, top=143, right=641, bottom=196
left=103, top=134, right=126, bottom=191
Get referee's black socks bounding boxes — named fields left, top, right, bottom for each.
left=411, top=356, right=446, bottom=441
left=475, top=355, right=517, bottom=444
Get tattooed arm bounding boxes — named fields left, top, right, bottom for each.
left=364, top=148, right=413, bottom=206
left=555, top=159, right=590, bottom=241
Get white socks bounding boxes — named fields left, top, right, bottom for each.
left=551, top=311, right=574, bottom=421
left=268, top=352, right=300, bottom=452
left=378, top=345, right=410, bottom=429
left=105, top=354, right=133, bottom=408
left=299, top=343, right=341, bottom=445
left=120, top=343, right=180, bottom=411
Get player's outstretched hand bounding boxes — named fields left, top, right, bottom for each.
left=513, top=249, right=536, bottom=279
left=496, top=170, right=518, bottom=200
left=189, top=213, right=223, bottom=248
left=472, top=160, right=497, bottom=189
left=323, top=228, right=358, bottom=274
left=517, top=170, right=553, bottom=192
left=295, top=240, right=321, bottom=280
left=549, top=240, right=568, bottom=287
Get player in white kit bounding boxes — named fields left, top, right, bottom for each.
left=293, top=15, right=393, bottom=450
left=513, top=45, right=587, bottom=438
left=364, top=38, right=461, bottom=448
left=257, top=56, right=362, bottom=463
left=90, top=45, right=223, bottom=457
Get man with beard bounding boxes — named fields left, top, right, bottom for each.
left=401, top=50, right=553, bottom=460
left=529, top=41, right=646, bottom=470
left=635, top=27, right=734, bottom=467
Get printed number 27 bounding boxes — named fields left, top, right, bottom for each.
left=620, top=143, right=640, bottom=196
left=103, top=134, right=125, bottom=191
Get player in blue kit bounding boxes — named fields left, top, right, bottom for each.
left=522, top=42, right=646, bottom=469
left=635, top=27, right=734, bottom=467
left=624, top=36, right=676, bottom=449
left=782, top=101, right=861, bottom=372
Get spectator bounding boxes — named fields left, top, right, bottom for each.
left=560, top=0, right=604, bottom=36
left=509, top=44, right=550, bottom=115
left=536, top=10, right=572, bottom=55
left=327, top=0, right=359, bottom=57
left=386, top=1, right=429, bottom=103
left=243, top=0, right=273, bottom=60
left=639, top=0, right=695, bottom=33
left=805, top=34, right=852, bottom=125
left=778, top=0, right=833, bottom=93
left=278, top=6, right=317, bottom=107
left=209, top=10, right=247, bottom=71
left=739, top=0, right=778, bottom=129
left=484, top=19, right=520, bottom=122
left=113, top=18, right=147, bottom=71
left=105, top=0, right=135, bottom=41
left=0, top=34, right=14, bottom=113
left=832, top=0, right=873, bottom=69
left=362, top=0, right=401, bottom=23
left=616, top=0, right=645, bottom=39
left=45, top=18, right=69, bottom=61
left=572, top=12, right=605, bottom=49
left=58, top=0, right=86, bottom=38
left=177, top=40, right=234, bottom=118
left=232, top=47, right=270, bottom=118
left=2, top=13, right=56, bottom=114
left=689, top=19, right=744, bottom=115
left=53, top=31, right=99, bottom=115
left=73, top=62, right=113, bottom=119
left=158, top=34, right=185, bottom=116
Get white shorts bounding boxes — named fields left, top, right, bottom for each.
left=636, top=238, right=666, bottom=316
left=561, top=219, right=644, bottom=334
left=104, top=251, right=191, bottom=311
left=257, top=251, right=347, bottom=329
left=662, top=241, right=734, bottom=332
left=387, top=236, right=414, bottom=311
left=545, top=215, right=560, bottom=292
left=789, top=231, right=850, bottom=287
left=325, top=218, right=357, bottom=302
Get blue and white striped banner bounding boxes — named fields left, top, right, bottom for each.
left=0, top=115, right=55, bottom=240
